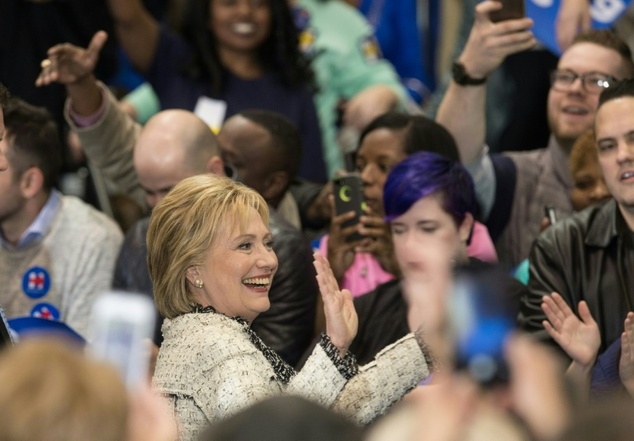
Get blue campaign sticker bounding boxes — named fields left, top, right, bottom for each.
left=21, top=266, right=51, bottom=299
left=527, top=0, right=633, bottom=55
left=30, top=303, right=60, bottom=321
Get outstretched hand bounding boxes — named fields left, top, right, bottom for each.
left=458, top=1, right=536, bottom=79
left=35, top=30, right=108, bottom=87
left=619, top=312, right=634, bottom=397
left=541, top=293, right=600, bottom=368
left=313, top=252, right=358, bottom=357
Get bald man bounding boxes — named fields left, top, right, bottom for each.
left=133, top=110, right=226, bottom=209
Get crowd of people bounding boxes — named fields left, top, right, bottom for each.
left=1, top=0, right=634, bottom=440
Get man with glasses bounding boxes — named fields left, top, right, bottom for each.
left=436, top=0, right=634, bottom=267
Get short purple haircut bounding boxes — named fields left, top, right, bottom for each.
left=383, top=151, right=476, bottom=226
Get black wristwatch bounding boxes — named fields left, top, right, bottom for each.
left=451, top=61, right=487, bottom=86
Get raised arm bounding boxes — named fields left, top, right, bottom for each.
left=556, top=0, right=591, bottom=52
left=35, top=32, right=146, bottom=209
left=36, top=31, right=108, bottom=116
left=106, top=0, right=160, bottom=74
left=435, top=1, right=535, bottom=164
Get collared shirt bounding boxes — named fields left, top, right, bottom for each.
left=0, top=190, right=62, bottom=250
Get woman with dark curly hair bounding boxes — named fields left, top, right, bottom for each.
left=106, top=0, right=327, bottom=182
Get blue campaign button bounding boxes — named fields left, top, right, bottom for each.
left=30, top=303, right=60, bottom=321
left=21, top=267, right=51, bottom=299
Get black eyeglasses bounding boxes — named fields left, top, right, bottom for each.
left=550, top=70, right=615, bottom=94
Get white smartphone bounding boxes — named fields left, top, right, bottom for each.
left=90, top=291, right=156, bottom=388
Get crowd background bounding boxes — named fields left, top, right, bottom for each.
left=2, top=0, right=634, bottom=440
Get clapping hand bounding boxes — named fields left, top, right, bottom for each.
left=620, top=312, right=634, bottom=397
left=313, top=252, right=358, bottom=358
left=541, top=293, right=600, bottom=369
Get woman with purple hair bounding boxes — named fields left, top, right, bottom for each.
left=320, top=112, right=497, bottom=299
left=349, top=151, right=526, bottom=365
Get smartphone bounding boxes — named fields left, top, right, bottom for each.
left=544, top=205, right=558, bottom=225
left=448, top=266, right=515, bottom=385
left=90, top=291, right=156, bottom=388
left=489, top=0, right=525, bottom=23
left=333, top=175, right=365, bottom=242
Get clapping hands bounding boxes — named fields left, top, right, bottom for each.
left=313, top=252, right=358, bottom=358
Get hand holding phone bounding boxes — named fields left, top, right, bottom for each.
left=90, top=291, right=156, bottom=388
left=489, top=0, right=525, bottom=23
left=332, top=175, right=365, bottom=243
left=544, top=206, right=558, bottom=225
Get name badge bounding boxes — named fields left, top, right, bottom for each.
left=194, top=96, right=227, bottom=133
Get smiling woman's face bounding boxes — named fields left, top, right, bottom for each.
left=187, top=207, right=278, bottom=322
left=209, top=0, right=272, bottom=56
left=355, top=128, right=407, bottom=216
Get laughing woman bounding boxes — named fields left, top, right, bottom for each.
left=147, top=175, right=433, bottom=441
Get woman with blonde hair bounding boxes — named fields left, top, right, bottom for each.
left=148, top=174, right=434, bottom=441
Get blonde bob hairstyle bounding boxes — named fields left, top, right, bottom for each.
left=147, top=174, right=270, bottom=318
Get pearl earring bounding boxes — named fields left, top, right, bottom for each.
left=194, top=279, right=204, bottom=288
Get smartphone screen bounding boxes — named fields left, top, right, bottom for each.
left=90, top=292, right=156, bottom=388
left=489, top=0, right=525, bottom=23
left=448, top=266, right=515, bottom=385
left=333, top=175, right=365, bottom=242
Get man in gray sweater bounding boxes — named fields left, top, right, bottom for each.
left=0, top=97, right=122, bottom=338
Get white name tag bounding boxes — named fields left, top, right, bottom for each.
left=194, top=96, right=227, bottom=133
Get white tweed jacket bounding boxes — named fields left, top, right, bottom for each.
left=153, top=311, right=431, bottom=441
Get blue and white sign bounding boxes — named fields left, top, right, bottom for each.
left=527, top=0, right=632, bottom=55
